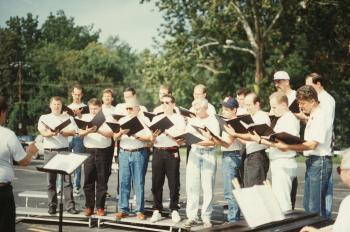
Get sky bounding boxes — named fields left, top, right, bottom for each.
left=0, top=0, right=164, bottom=51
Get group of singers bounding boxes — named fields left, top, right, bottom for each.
left=36, top=70, right=335, bottom=228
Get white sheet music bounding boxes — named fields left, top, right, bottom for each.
left=233, top=185, right=285, bottom=228
left=44, top=153, right=88, bottom=175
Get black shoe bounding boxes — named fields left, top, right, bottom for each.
left=67, top=208, right=79, bottom=214
left=48, top=205, right=57, bottom=215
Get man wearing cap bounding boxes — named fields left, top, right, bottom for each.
left=225, top=92, right=271, bottom=187
left=209, top=97, right=243, bottom=223
left=273, top=71, right=296, bottom=106
left=114, top=98, right=153, bottom=221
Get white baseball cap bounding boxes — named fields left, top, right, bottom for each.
left=273, top=71, right=290, bottom=80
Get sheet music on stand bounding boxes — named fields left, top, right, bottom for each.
left=37, top=152, right=89, bottom=175
left=233, top=185, right=285, bottom=228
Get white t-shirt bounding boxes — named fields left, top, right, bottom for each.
left=318, top=90, right=335, bottom=128
left=102, top=105, right=116, bottom=122
left=237, top=107, right=248, bottom=116
left=332, top=195, right=350, bottom=232
left=186, top=115, right=220, bottom=149
left=221, top=130, right=242, bottom=152
left=286, top=89, right=296, bottom=106
left=153, top=113, right=186, bottom=148
left=115, top=103, right=148, bottom=116
left=0, top=126, right=26, bottom=182
left=190, top=102, right=216, bottom=115
left=246, top=110, right=271, bottom=154
left=303, top=106, right=333, bottom=156
left=38, top=113, right=76, bottom=149
left=269, top=111, right=300, bottom=160
left=119, top=115, right=152, bottom=150
left=81, top=114, right=112, bottom=149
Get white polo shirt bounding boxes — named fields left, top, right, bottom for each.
left=186, top=115, right=220, bottom=149
left=102, top=105, right=116, bottom=122
left=269, top=111, right=300, bottom=160
left=0, top=126, right=27, bottom=182
left=246, top=110, right=271, bottom=154
left=80, top=114, right=112, bottom=149
left=332, top=195, right=350, bottom=232
left=303, top=106, right=333, bottom=156
left=115, top=103, right=148, bottom=116
left=153, top=113, right=186, bottom=148
left=286, top=89, right=296, bottom=107
left=38, top=113, right=76, bottom=149
left=190, top=102, right=216, bottom=115
left=68, top=102, right=86, bottom=111
left=119, top=115, right=151, bottom=150
left=318, top=90, right=335, bottom=128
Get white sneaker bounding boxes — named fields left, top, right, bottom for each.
left=202, top=218, right=212, bottom=227
left=150, top=210, right=162, bottom=223
left=171, top=210, right=181, bottom=223
left=184, top=218, right=198, bottom=227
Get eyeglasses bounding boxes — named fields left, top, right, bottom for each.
left=161, top=101, right=171, bottom=105
left=126, top=107, right=134, bottom=111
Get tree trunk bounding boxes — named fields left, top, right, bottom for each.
left=254, top=41, right=264, bottom=94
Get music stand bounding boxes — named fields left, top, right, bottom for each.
left=37, top=152, right=89, bottom=232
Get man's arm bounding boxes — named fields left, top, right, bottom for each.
left=18, top=143, right=39, bottom=166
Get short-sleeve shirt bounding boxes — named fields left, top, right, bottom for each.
left=67, top=102, right=86, bottom=111
left=37, top=113, right=76, bottom=149
left=102, top=105, right=116, bottom=122
left=246, top=110, right=271, bottom=154
left=119, top=114, right=152, bottom=150
left=190, top=102, right=216, bottom=115
left=81, top=113, right=112, bottom=149
left=286, top=90, right=296, bottom=107
left=153, top=113, right=186, bottom=148
left=303, top=106, right=333, bottom=156
left=318, top=90, right=335, bottom=128
left=269, top=111, right=300, bottom=160
left=0, top=126, right=26, bottom=182
left=186, top=115, right=220, bottom=149
left=332, top=195, right=350, bottom=232
left=221, top=129, right=242, bottom=152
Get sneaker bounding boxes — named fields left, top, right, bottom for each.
left=67, top=208, right=79, bottom=214
left=115, top=212, right=128, bottom=220
left=171, top=210, right=181, bottom=223
left=136, top=212, right=146, bottom=220
left=96, top=208, right=106, bottom=216
left=48, top=205, right=57, bottom=215
left=202, top=218, right=212, bottom=227
left=84, top=208, right=94, bottom=217
left=150, top=210, right=162, bottom=223
left=184, top=218, right=198, bottom=228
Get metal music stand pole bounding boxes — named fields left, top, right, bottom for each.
left=59, top=173, right=64, bottom=232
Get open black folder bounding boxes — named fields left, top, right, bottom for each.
left=289, top=99, right=300, bottom=113
left=215, top=114, right=228, bottom=131
left=41, top=119, right=71, bottom=133
left=178, top=107, right=195, bottom=117
left=226, top=114, right=254, bottom=134
left=74, top=110, right=106, bottom=130
left=240, top=121, right=275, bottom=137
left=106, top=122, right=121, bottom=133
left=148, top=116, right=174, bottom=132
left=174, top=132, right=204, bottom=146
left=262, top=132, right=305, bottom=145
left=205, top=127, right=230, bottom=147
left=112, top=114, right=126, bottom=121
left=269, top=115, right=280, bottom=129
left=143, top=111, right=164, bottom=122
left=37, top=152, right=89, bottom=175
left=61, top=105, right=89, bottom=117
left=120, top=116, right=144, bottom=136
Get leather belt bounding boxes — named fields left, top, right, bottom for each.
left=154, top=146, right=179, bottom=151
left=44, top=148, right=68, bottom=152
left=0, top=182, right=11, bottom=187
left=120, top=147, right=146, bottom=152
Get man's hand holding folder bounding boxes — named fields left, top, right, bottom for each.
left=41, top=119, right=72, bottom=136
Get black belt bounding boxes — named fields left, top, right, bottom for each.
left=0, top=182, right=11, bottom=187
left=120, top=147, right=146, bottom=152
left=44, top=148, right=68, bottom=152
left=154, top=146, right=179, bottom=151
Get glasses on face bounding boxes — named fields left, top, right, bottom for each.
left=161, top=101, right=171, bottom=105
left=126, top=107, right=134, bottom=111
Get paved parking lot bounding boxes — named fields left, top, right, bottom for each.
left=13, top=153, right=349, bottom=231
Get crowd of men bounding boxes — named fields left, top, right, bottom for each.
left=2, top=70, right=348, bottom=232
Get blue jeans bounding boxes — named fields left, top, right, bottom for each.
left=118, top=148, right=148, bottom=214
left=70, top=136, right=85, bottom=189
left=222, top=151, right=241, bottom=222
left=325, top=173, right=333, bottom=219
left=303, top=156, right=332, bottom=218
